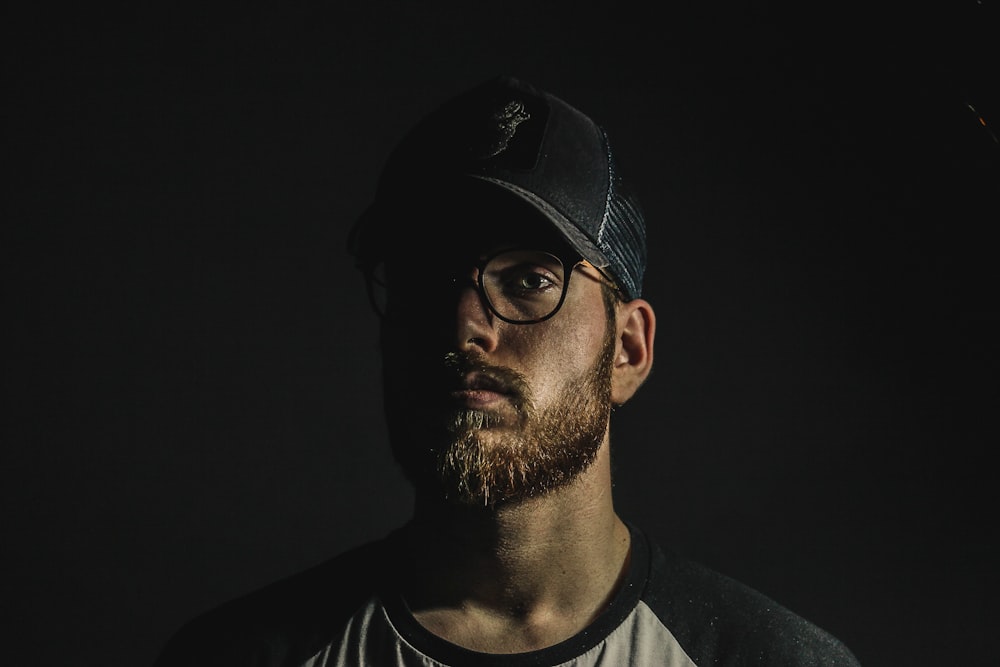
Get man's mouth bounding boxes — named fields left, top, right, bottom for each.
left=450, top=372, right=511, bottom=407
left=438, top=351, right=530, bottom=414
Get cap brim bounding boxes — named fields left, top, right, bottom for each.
left=350, top=174, right=613, bottom=274
left=470, top=175, right=612, bottom=270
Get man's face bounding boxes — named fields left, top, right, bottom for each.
left=375, top=195, right=618, bottom=506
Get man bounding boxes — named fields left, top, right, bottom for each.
left=155, top=75, right=861, bottom=665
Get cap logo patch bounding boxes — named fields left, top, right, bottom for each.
left=477, top=100, right=530, bottom=159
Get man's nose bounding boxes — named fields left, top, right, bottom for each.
left=451, top=271, right=499, bottom=353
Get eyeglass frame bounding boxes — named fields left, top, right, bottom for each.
left=358, top=246, right=624, bottom=325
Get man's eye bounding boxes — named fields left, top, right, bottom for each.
left=514, top=271, right=554, bottom=290
left=500, top=266, right=560, bottom=297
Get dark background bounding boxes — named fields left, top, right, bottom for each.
left=4, top=2, right=998, bottom=665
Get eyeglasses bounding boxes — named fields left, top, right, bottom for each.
left=363, top=248, right=619, bottom=325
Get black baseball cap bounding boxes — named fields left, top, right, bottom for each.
left=349, top=74, right=647, bottom=300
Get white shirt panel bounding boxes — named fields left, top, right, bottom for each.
left=305, top=596, right=699, bottom=667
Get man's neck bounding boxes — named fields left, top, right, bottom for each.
left=399, top=443, right=632, bottom=653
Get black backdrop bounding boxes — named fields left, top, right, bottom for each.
left=4, top=3, right=998, bottom=665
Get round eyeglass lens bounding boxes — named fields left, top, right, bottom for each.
left=480, top=249, right=567, bottom=323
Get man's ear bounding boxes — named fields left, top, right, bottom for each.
left=611, top=298, right=655, bottom=406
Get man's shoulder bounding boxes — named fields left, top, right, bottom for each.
left=639, top=536, right=861, bottom=666
left=154, top=532, right=396, bottom=666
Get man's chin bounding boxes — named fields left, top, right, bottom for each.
left=444, top=399, right=527, bottom=429
left=387, top=430, right=521, bottom=506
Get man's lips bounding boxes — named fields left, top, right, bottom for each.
left=448, top=373, right=511, bottom=406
